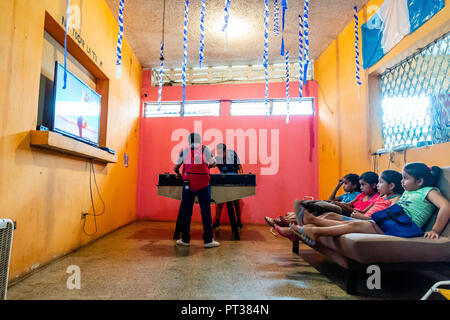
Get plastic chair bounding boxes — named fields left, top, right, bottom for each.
left=421, top=281, right=450, bottom=300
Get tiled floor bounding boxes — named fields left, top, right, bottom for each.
left=7, top=221, right=449, bottom=300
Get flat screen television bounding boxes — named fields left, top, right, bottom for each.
left=49, top=62, right=101, bottom=146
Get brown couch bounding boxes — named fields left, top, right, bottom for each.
left=293, top=166, right=450, bottom=294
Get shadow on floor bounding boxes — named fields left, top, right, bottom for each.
left=128, top=225, right=266, bottom=242
left=298, top=249, right=450, bottom=300
left=139, top=242, right=204, bottom=257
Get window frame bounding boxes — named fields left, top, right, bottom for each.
left=143, top=100, right=222, bottom=118
left=377, top=32, right=449, bottom=151
left=230, top=98, right=314, bottom=116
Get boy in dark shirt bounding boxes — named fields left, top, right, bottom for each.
left=213, top=143, right=243, bottom=240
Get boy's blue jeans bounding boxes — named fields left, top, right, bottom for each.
left=181, top=185, right=213, bottom=244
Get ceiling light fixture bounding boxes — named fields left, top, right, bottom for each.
left=214, top=17, right=250, bottom=39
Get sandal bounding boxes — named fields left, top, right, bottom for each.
left=279, top=216, right=295, bottom=227
left=264, top=216, right=276, bottom=228
left=274, top=225, right=298, bottom=242
left=289, top=223, right=316, bottom=246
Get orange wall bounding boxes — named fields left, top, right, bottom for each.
left=315, top=0, right=450, bottom=199
left=0, top=0, right=142, bottom=281
left=137, top=76, right=319, bottom=224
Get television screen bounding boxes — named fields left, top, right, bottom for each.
left=52, top=62, right=101, bottom=146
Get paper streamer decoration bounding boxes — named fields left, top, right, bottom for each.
left=298, top=14, right=304, bottom=100
left=116, top=0, right=125, bottom=79
left=354, top=6, right=362, bottom=87
left=263, top=0, right=269, bottom=117
left=302, top=0, right=310, bottom=85
left=182, top=0, right=189, bottom=117
left=158, top=0, right=166, bottom=110
left=274, top=0, right=279, bottom=36
left=285, top=51, right=290, bottom=124
left=63, top=0, right=70, bottom=89
left=222, top=0, right=231, bottom=32
left=199, top=0, right=206, bottom=68
left=157, top=42, right=164, bottom=110
left=280, top=0, right=287, bottom=56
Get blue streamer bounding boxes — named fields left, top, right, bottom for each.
left=354, top=6, right=362, bottom=86
left=274, top=0, right=279, bottom=36
left=199, top=0, right=206, bottom=68
left=264, top=0, right=269, bottom=117
left=222, top=0, right=231, bottom=32
left=302, top=0, right=310, bottom=85
left=157, top=42, right=164, bottom=110
left=298, top=14, right=304, bottom=100
left=63, top=0, right=70, bottom=89
left=116, top=0, right=125, bottom=79
left=182, top=0, right=189, bottom=117
left=280, top=0, right=287, bottom=56
left=285, top=51, right=290, bottom=124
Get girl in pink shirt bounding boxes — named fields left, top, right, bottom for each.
left=349, top=170, right=404, bottom=220
left=325, top=171, right=380, bottom=217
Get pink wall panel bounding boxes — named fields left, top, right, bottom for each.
left=137, top=71, right=319, bottom=225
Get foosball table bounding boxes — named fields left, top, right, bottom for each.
left=157, top=173, right=256, bottom=203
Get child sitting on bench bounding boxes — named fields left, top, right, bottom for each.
left=274, top=163, right=449, bottom=245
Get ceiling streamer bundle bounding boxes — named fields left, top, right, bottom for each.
left=63, top=0, right=70, bottom=89
left=274, top=0, right=280, bottom=36
left=280, top=0, right=288, bottom=56
left=157, top=0, right=166, bottom=110
left=222, top=0, right=231, bottom=49
left=354, top=5, right=362, bottom=97
left=116, top=0, right=125, bottom=79
left=263, top=0, right=270, bottom=117
left=181, top=0, right=189, bottom=117
left=199, top=0, right=206, bottom=68
left=302, top=0, right=310, bottom=85
left=285, top=51, right=290, bottom=124
left=222, top=0, right=231, bottom=32
left=298, top=14, right=304, bottom=100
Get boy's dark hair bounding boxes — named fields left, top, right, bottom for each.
left=217, top=143, right=227, bottom=151
left=381, top=170, right=404, bottom=194
left=403, top=163, right=442, bottom=188
left=359, top=171, right=379, bottom=186
left=343, top=173, right=361, bottom=192
left=188, top=133, right=202, bottom=145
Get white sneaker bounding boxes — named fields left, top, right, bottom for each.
left=176, top=239, right=190, bottom=247
left=204, top=240, right=220, bottom=248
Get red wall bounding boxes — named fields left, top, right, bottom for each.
left=137, top=70, right=319, bottom=225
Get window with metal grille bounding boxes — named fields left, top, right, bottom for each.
left=184, top=102, right=220, bottom=117
left=144, top=101, right=220, bottom=118
left=379, top=33, right=449, bottom=149
left=230, top=99, right=314, bottom=116
left=272, top=99, right=314, bottom=116
left=144, top=102, right=181, bottom=118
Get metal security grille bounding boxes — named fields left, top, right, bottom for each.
left=0, top=220, right=14, bottom=300
left=379, top=33, right=449, bottom=149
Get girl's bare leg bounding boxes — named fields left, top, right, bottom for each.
left=285, top=212, right=296, bottom=220
left=303, top=220, right=383, bottom=241
left=294, top=200, right=350, bottom=227
left=317, top=212, right=346, bottom=222
left=277, top=227, right=295, bottom=236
